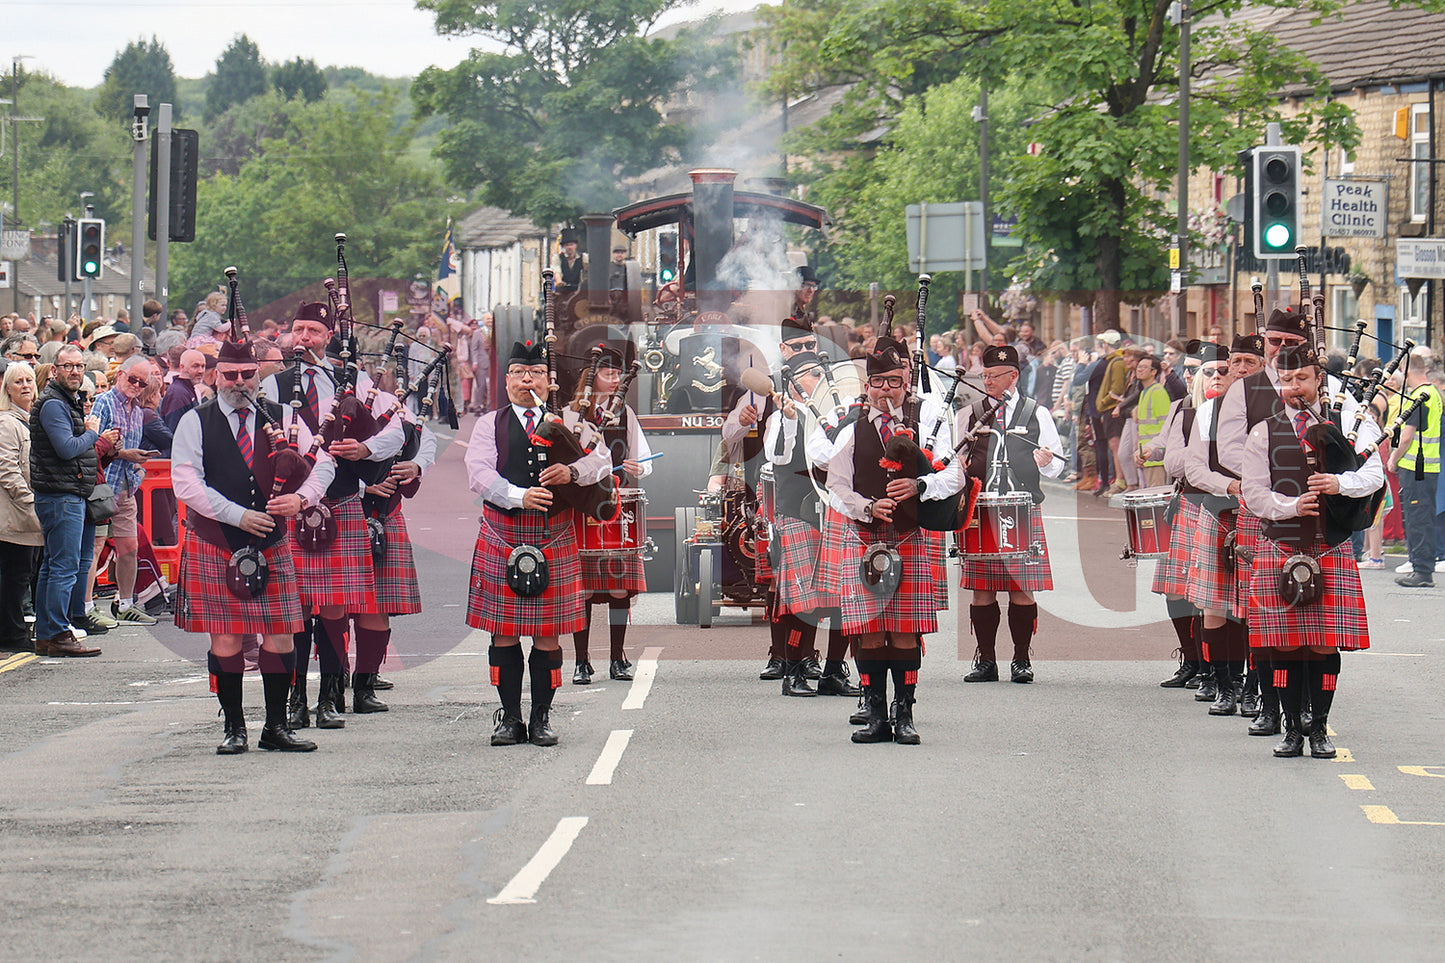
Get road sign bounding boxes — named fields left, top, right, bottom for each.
left=1397, top=238, right=1445, bottom=280
left=1322, top=177, right=1386, bottom=239
left=905, top=202, right=986, bottom=273
left=0, top=230, right=29, bottom=261
left=0, top=261, right=10, bottom=289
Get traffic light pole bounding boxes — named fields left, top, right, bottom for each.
left=63, top=218, right=73, bottom=319
left=1265, top=122, right=1281, bottom=311
left=130, top=95, right=149, bottom=328
left=81, top=197, right=94, bottom=323
left=155, top=103, right=173, bottom=317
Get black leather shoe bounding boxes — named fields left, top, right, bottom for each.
left=1308, top=717, right=1336, bottom=759
left=964, top=660, right=999, bottom=683
left=1160, top=661, right=1200, bottom=688
left=1010, top=660, right=1034, bottom=684
left=1239, top=686, right=1261, bottom=718
left=286, top=689, right=311, bottom=730
left=1183, top=672, right=1204, bottom=689
left=609, top=659, right=634, bottom=681
left=490, top=708, right=528, bottom=746
left=573, top=661, right=594, bottom=684
left=216, top=724, right=248, bottom=755
left=816, top=662, right=860, bottom=697
left=352, top=673, right=389, bottom=713
left=372, top=676, right=394, bottom=691
left=335, top=671, right=348, bottom=713
left=851, top=696, right=892, bottom=743
left=849, top=695, right=870, bottom=725
left=1273, top=727, right=1306, bottom=758
left=258, top=725, right=317, bottom=752
left=314, top=674, right=346, bottom=729
left=1208, top=683, right=1238, bottom=716
left=1248, top=707, right=1281, bottom=736
left=781, top=662, right=817, bottom=697
left=528, top=707, right=558, bottom=746
left=1194, top=675, right=1217, bottom=702
left=891, top=700, right=920, bottom=745
left=759, top=658, right=785, bottom=681
left=801, top=655, right=822, bottom=680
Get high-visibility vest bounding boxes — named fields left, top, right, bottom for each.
left=1398, top=384, right=1443, bottom=474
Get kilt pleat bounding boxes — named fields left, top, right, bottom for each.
left=929, top=530, right=949, bottom=608
left=580, top=551, right=647, bottom=596
left=1248, top=536, right=1370, bottom=650
left=957, top=504, right=1053, bottom=593
left=373, top=505, right=422, bottom=615
left=466, top=506, right=586, bottom=637
left=1234, top=508, right=1262, bottom=607
left=772, top=515, right=828, bottom=615
left=1151, top=499, right=1198, bottom=597
left=1186, top=508, right=1245, bottom=618
left=291, top=495, right=379, bottom=614
left=817, top=513, right=938, bottom=636
left=175, top=530, right=304, bottom=635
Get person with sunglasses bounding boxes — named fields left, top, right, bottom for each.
left=3, top=334, right=40, bottom=365
left=89, top=356, right=160, bottom=626
left=171, top=337, right=335, bottom=754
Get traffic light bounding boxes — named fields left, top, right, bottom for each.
left=76, top=218, right=105, bottom=279
left=57, top=218, right=76, bottom=282
left=1251, top=146, right=1301, bottom=259
left=658, top=230, right=678, bottom=283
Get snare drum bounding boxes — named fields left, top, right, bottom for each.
left=1122, top=486, right=1175, bottom=558
left=578, top=488, right=648, bottom=555
left=961, top=492, right=1034, bottom=559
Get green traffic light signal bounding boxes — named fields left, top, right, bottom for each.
left=1250, top=147, right=1300, bottom=260
left=1264, top=223, right=1292, bottom=249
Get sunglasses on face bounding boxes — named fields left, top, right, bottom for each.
left=218, top=368, right=258, bottom=382
left=1265, top=336, right=1304, bottom=347
left=1200, top=365, right=1229, bottom=376
left=124, top=373, right=150, bottom=388
left=785, top=338, right=818, bottom=350
left=15, top=352, right=38, bottom=361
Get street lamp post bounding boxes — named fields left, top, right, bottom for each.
left=130, top=95, right=150, bottom=327
left=1173, top=0, right=1191, bottom=337
left=80, top=191, right=94, bottom=322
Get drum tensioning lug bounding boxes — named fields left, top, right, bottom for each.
left=640, top=538, right=657, bottom=562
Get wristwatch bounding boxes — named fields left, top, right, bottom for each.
left=568, top=465, right=579, bottom=484
left=915, top=477, right=927, bottom=496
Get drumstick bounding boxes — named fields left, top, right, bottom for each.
left=612, top=452, right=664, bottom=473
left=1003, top=426, right=1069, bottom=463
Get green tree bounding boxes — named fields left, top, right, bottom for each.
left=763, top=0, right=1365, bottom=327
left=172, top=89, right=456, bottom=313
left=94, top=37, right=179, bottom=126
left=272, top=57, right=327, bottom=103
left=205, top=35, right=269, bottom=121
left=412, top=0, right=734, bottom=226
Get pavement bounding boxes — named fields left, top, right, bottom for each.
left=3, top=425, right=1445, bottom=961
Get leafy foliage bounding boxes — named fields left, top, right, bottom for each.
left=204, top=35, right=269, bottom=121
left=94, top=36, right=179, bottom=126
left=272, top=57, right=328, bottom=104
left=412, top=0, right=735, bottom=226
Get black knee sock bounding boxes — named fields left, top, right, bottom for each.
left=779, top=614, right=806, bottom=664
left=1008, top=603, right=1037, bottom=662
left=314, top=617, right=346, bottom=673
left=1200, top=624, right=1226, bottom=675
left=210, top=651, right=245, bottom=728
left=1310, top=651, right=1341, bottom=720
left=292, top=623, right=314, bottom=687
left=1274, top=658, right=1305, bottom=723
left=1253, top=651, right=1279, bottom=713
left=856, top=655, right=888, bottom=700
left=261, top=650, right=296, bottom=728
left=970, top=603, right=1001, bottom=661
left=528, top=647, right=564, bottom=713
left=489, top=644, right=525, bottom=717
left=1165, top=597, right=1199, bottom=660
left=887, top=643, right=921, bottom=704
left=574, top=601, right=593, bottom=663
left=825, top=622, right=849, bottom=663
left=1225, top=619, right=1250, bottom=662
left=608, top=600, right=630, bottom=661
left=353, top=626, right=389, bottom=675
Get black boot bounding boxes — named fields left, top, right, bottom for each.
left=529, top=706, right=558, bottom=746
left=314, top=674, right=346, bottom=729
left=573, top=661, right=594, bottom=685
left=1195, top=668, right=1217, bottom=701
left=1273, top=715, right=1305, bottom=757
left=1160, top=660, right=1200, bottom=688
left=1249, top=703, right=1282, bottom=736
left=781, top=660, right=817, bottom=696
left=490, top=708, right=528, bottom=745
left=217, top=719, right=248, bottom=755
left=608, top=659, right=634, bottom=681
left=352, top=673, right=389, bottom=713
left=759, top=657, right=785, bottom=680
left=490, top=644, right=526, bottom=745
left=258, top=671, right=317, bottom=751
left=964, top=659, right=999, bottom=682
left=966, top=603, right=1000, bottom=682
left=528, top=647, right=563, bottom=746
left=800, top=654, right=822, bottom=680
left=1308, top=716, right=1336, bottom=759
left=851, top=693, right=892, bottom=743
left=1208, top=661, right=1240, bottom=715
left=287, top=673, right=310, bottom=730
left=816, top=660, right=860, bottom=696
left=1239, top=664, right=1261, bottom=718
left=1306, top=653, right=1340, bottom=759
left=891, top=699, right=920, bottom=745
left=212, top=654, right=248, bottom=755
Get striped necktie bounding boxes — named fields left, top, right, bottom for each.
left=304, top=370, right=319, bottom=427
left=878, top=412, right=894, bottom=443
left=235, top=407, right=253, bottom=469
left=524, top=408, right=537, bottom=436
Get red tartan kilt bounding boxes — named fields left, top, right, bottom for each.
left=1234, top=508, right=1262, bottom=604
left=175, top=531, right=304, bottom=635
left=1151, top=499, right=1198, bottom=597
left=928, top=530, right=949, bottom=607
left=580, top=550, right=647, bottom=596
left=373, top=505, right=421, bottom=615
left=466, top=506, right=586, bottom=637
left=957, top=503, right=1053, bottom=593
left=291, top=495, right=379, bottom=614
left=817, top=514, right=938, bottom=636
left=1186, top=508, right=1244, bottom=618
left=772, top=515, right=828, bottom=615
left=1248, top=536, right=1370, bottom=650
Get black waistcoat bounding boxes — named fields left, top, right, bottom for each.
left=972, top=397, right=1044, bottom=504
left=773, top=421, right=823, bottom=526
left=192, top=399, right=284, bottom=551
left=1259, top=408, right=1352, bottom=550
left=493, top=407, right=562, bottom=516
left=1175, top=402, right=1204, bottom=493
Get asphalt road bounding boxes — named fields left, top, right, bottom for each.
left=3, top=420, right=1445, bottom=962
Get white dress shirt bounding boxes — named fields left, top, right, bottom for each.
left=465, top=406, right=612, bottom=510
left=1241, top=402, right=1384, bottom=521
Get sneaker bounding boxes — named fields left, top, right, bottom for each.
left=1396, top=560, right=1414, bottom=574
left=70, top=615, right=109, bottom=636
left=112, top=601, right=158, bottom=626
left=142, top=595, right=172, bottom=618
left=88, top=606, right=120, bottom=629
left=1437, top=559, right=1445, bottom=573
left=1395, top=573, right=1435, bottom=588
left=1358, top=558, right=1386, bottom=570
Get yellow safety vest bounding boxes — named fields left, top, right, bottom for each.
left=1398, top=384, right=1443, bottom=474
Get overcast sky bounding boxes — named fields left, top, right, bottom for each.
left=6, top=0, right=755, bottom=89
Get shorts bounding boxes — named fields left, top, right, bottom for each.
left=110, top=490, right=139, bottom=539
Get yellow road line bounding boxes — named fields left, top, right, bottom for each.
left=1361, top=805, right=1445, bottom=826
left=1339, top=774, right=1375, bottom=791
left=1334, top=748, right=1354, bottom=762
left=1399, top=766, right=1445, bottom=779
left=0, top=652, right=38, bottom=674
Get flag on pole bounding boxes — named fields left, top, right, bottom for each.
left=435, top=219, right=461, bottom=310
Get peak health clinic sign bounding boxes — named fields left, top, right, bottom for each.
left=1322, top=177, right=1386, bottom=239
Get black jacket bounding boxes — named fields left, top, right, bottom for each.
left=29, top=382, right=98, bottom=498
